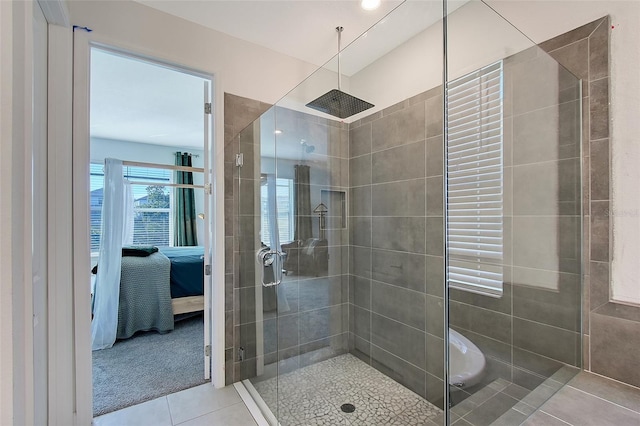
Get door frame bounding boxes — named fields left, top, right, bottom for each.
left=70, top=32, right=226, bottom=417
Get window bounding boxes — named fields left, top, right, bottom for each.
left=261, top=177, right=295, bottom=245
left=90, top=163, right=172, bottom=252
left=90, top=163, right=105, bottom=252
left=446, top=61, right=504, bottom=297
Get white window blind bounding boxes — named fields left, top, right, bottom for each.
left=446, top=61, right=504, bottom=297
left=125, top=166, right=172, bottom=247
left=261, top=177, right=295, bottom=244
left=90, top=164, right=172, bottom=251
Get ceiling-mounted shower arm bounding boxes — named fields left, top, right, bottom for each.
left=336, top=26, right=343, bottom=91
left=305, top=25, right=374, bottom=119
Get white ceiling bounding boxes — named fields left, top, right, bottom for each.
left=91, top=0, right=602, bottom=152
left=136, top=0, right=406, bottom=74
left=91, top=0, right=453, bottom=149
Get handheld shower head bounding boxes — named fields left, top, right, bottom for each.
left=300, top=139, right=315, bottom=153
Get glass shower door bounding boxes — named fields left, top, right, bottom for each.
left=267, top=101, right=351, bottom=425
left=235, top=110, right=281, bottom=424
left=240, top=100, right=351, bottom=425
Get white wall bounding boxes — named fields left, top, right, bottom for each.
left=0, top=1, right=32, bottom=424
left=91, top=137, right=206, bottom=245
left=0, top=1, right=15, bottom=423
left=68, top=0, right=318, bottom=105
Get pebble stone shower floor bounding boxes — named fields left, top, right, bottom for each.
left=252, top=354, right=442, bottom=425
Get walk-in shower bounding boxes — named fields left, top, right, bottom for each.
left=226, top=1, right=584, bottom=424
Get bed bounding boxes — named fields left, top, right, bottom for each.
left=158, top=246, right=205, bottom=315
left=115, top=246, right=205, bottom=339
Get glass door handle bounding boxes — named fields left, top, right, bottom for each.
left=256, top=248, right=284, bottom=287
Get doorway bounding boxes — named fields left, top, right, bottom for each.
left=87, top=46, right=214, bottom=417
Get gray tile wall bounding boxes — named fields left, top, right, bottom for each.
left=447, top=45, right=584, bottom=394
left=542, top=17, right=640, bottom=389
left=348, top=23, right=592, bottom=406
left=224, top=93, right=271, bottom=385
left=348, top=87, right=447, bottom=409
left=224, top=17, right=638, bottom=411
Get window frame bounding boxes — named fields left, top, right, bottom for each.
left=89, top=162, right=174, bottom=253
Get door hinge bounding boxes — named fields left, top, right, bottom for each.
left=204, top=102, right=212, bottom=114
left=205, top=345, right=211, bottom=357
left=204, top=183, right=212, bottom=194
left=205, top=264, right=212, bottom=276
left=235, top=153, right=244, bottom=167
left=238, top=346, right=245, bottom=361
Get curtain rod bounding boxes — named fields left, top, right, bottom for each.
left=127, top=181, right=205, bottom=190
left=121, top=160, right=204, bottom=173
left=177, top=152, right=200, bottom=158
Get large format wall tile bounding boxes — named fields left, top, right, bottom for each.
left=371, top=140, right=426, bottom=184
left=513, top=274, right=581, bottom=332
left=371, top=249, right=426, bottom=293
left=349, top=122, right=372, bottom=158
left=371, top=217, right=426, bottom=254
left=371, top=345, right=427, bottom=399
left=371, top=102, right=426, bottom=152
left=371, top=313, right=426, bottom=369
left=513, top=318, right=580, bottom=366
left=372, top=178, right=426, bottom=217
left=449, top=301, right=512, bottom=344
left=591, top=312, right=640, bottom=387
left=371, top=281, right=426, bottom=331
left=512, top=101, right=581, bottom=165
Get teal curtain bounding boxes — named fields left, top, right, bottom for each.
left=294, top=165, right=312, bottom=241
left=174, top=152, right=198, bottom=246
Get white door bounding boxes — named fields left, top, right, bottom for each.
left=203, top=80, right=213, bottom=380
left=32, top=3, right=48, bottom=424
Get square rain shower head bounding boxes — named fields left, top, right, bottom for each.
left=306, top=89, right=375, bottom=119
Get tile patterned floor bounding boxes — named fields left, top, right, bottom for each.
left=94, top=368, right=640, bottom=426
left=252, top=354, right=442, bottom=425
left=451, top=370, right=640, bottom=425
left=93, top=384, right=257, bottom=426
left=523, top=371, right=640, bottom=426
left=449, top=365, right=583, bottom=426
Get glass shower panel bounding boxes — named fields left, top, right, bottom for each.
left=445, top=1, right=583, bottom=424
left=236, top=0, right=448, bottom=424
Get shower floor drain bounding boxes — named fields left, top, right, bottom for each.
left=341, top=403, right=356, bottom=413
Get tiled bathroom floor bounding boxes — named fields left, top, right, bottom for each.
left=251, top=353, right=442, bottom=425
left=523, top=371, right=640, bottom=426
left=94, top=367, right=640, bottom=426
left=92, top=384, right=256, bottom=426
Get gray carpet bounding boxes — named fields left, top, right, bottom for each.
left=92, top=314, right=207, bottom=417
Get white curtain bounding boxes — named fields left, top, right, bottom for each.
left=266, top=174, right=281, bottom=253
left=92, top=158, right=134, bottom=350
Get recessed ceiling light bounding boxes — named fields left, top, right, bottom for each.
left=361, top=0, right=381, bottom=11
left=274, top=129, right=283, bottom=134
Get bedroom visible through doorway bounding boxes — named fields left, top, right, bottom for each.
left=89, top=47, right=213, bottom=417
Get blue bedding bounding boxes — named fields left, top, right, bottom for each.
left=158, top=246, right=204, bottom=298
